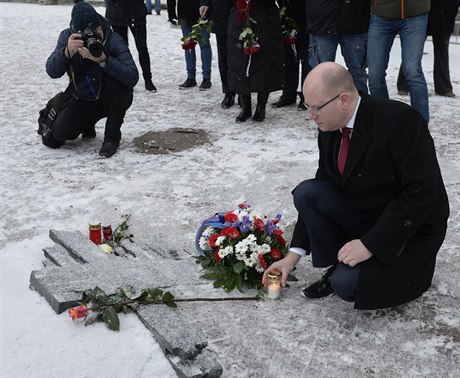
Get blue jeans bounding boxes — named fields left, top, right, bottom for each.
left=367, top=13, right=429, bottom=124
left=145, top=0, right=160, bottom=14
left=181, top=25, right=212, bottom=80
left=309, top=33, right=368, bottom=93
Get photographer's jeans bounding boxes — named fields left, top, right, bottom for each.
left=42, top=75, right=133, bottom=148
left=181, top=25, right=212, bottom=80
left=309, top=33, right=368, bottom=93
left=367, top=13, right=429, bottom=124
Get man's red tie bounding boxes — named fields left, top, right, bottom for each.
left=338, top=127, right=351, bottom=176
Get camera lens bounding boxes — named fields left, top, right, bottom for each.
left=87, top=38, right=103, bottom=58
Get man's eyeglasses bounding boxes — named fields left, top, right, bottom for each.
left=304, top=93, right=341, bottom=116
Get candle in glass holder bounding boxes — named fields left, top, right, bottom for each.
left=89, top=221, right=102, bottom=245
left=267, top=270, right=281, bottom=299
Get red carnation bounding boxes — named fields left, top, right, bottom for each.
left=224, top=212, right=238, bottom=223
left=277, top=235, right=286, bottom=246
left=258, top=254, right=267, bottom=270
left=182, top=39, right=197, bottom=50
left=214, top=250, right=222, bottom=262
left=272, top=229, right=283, bottom=236
left=209, top=233, right=220, bottom=248
left=222, top=227, right=239, bottom=239
left=270, top=248, right=282, bottom=260
left=253, top=218, right=265, bottom=231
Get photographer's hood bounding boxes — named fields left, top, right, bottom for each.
left=71, top=2, right=101, bottom=32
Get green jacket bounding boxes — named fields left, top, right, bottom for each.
left=371, top=0, right=431, bottom=18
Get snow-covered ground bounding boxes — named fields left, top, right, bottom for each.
left=1, top=3, right=459, bottom=378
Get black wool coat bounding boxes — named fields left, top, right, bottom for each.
left=167, top=0, right=201, bottom=27
left=227, top=0, right=284, bottom=94
left=105, top=0, right=147, bottom=26
left=427, top=0, right=459, bottom=36
left=291, top=93, right=449, bottom=310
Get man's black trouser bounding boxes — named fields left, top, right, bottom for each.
left=293, top=179, right=371, bottom=302
left=42, top=75, right=133, bottom=148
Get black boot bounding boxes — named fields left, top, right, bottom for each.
left=99, top=139, right=120, bottom=158
left=221, top=93, right=235, bottom=109
left=235, top=94, right=252, bottom=123
left=252, top=92, right=268, bottom=122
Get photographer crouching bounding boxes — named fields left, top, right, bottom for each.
left=40, top=1, right=138, bottom=158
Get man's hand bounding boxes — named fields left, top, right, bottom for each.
left=199, top=6, right=209, bottom=18
left=66, top=33, right=84, bottom=58
left=77, top=47, right=107, bottom=63
left=337, top=239, right=372, bottom=267
left=262, top=252, right=301, bottom=287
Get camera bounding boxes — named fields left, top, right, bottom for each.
left=79, top=28, right=103, bottom=58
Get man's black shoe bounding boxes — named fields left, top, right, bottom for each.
left=271, top=95, right=296, bottom=108
left=221, top=93, right=235, bottom=109
left=179, top=78, right=197, bottom=89
left=298, top=102, right=307, bottom=111
left=81, top=125, right=96, bottom=139
left=301, top=266, right=336, bottom=299
left=199, top=78, right=212, bottom=91
left=145, top=79, right=157, bottom=92
left=99, top=140, right=119, bottom=158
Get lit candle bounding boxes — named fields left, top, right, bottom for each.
left=267, top=270, right=281, bottom=299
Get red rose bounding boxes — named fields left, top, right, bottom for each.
left=222, top=227, right=239, bottom=239
left=253, top=218, right=265, bottom=231
left=68, top=305, right=88, bottom=320
left=209, top=233, right=220, bottom=248
left=244, top=47, right=251, bottom=55
left=258, top=254, right=267, bottom=270
left=277, top=235, right=286, bottom=246
left=224, top=212, right=238, bottom=223
left=214, top=250, right=222, bottom=262
left=272, top=229, right=283, bottom=236
left=270, top=248, right=282, bottom=260
left=249, top=44, right=260, bottom=54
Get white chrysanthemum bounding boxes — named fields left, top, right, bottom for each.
left=255, top=265, right=264, bottom=273
left=218, top=245, right=234, bottom=259
left=244, top=252, right=258, bottom=268
left=246, top=234, right=257, bottom=243
left=235, top=241, right=247, bottom=254
left=236, top=252, right=246, bottom=261
left=215, top=235, right=226, bottom=246
left=261, top=243, right=270, bottom=254
left=199, top=236, right=210, bottom=251
left=202, top=226, right=215, bottom=237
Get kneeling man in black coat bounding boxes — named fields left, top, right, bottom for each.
left=263, top=62, right=449, bottom=310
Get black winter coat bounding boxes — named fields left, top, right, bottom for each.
left=46, top=18, right=139, bottom=101
left=427, top=0, right=459, bottom=36
left=291, top=93, right=449, bottom=310
left=227, top=0, right=284, bottom=94
left=200, top=0, right=233, bottom=34
left=105, top=0, right=147, bottom=27
left=167, top=0, right=200, bottom=27
left=306, top=0, right=370, bottom=35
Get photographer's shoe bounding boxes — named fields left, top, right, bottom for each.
left=145, top=79, right=157, bottom=92
left=81, top=125, right=96, bottom=139
left=99, top=140, right=119, bottom=158
left=301, top=266, right=336, bottom=299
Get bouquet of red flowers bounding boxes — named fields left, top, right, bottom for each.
left=195, top=202, right=290, bottom=292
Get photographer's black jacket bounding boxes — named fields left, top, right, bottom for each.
left=46, top=19, right=138, bottom=101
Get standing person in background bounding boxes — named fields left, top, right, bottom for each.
left=227, top=0, right=284, bottom=123
left=105, top=0, right=157, bottom=92
left=306, top=0, right=370, bottom=94
left=168, top=0, right=212, bottom=90
left=367, top=0, right=430, bottom=124
left=146, top=0, right=161, bottom=16
left=199, top=0, right=235, bottom=108
left=397, top=0, right=459, bottom=98
left=271, top=0, right=311, bottom=111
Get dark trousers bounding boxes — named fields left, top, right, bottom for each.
left=215, top=33, right=233, bottom=95
left=42, top=75, right=133, bottom=148
left=397, top=34, right=453, bottom=95
left=113, top=24, right=152, bottom=81
left=293, top=179, right=370, bottom=301
left=283, top=32, right=310, bottom=101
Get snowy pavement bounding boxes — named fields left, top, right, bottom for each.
left=1, top=3, right=459, bottom=377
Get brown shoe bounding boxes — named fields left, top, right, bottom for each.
left=397, top=90, right=409, bottom=96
